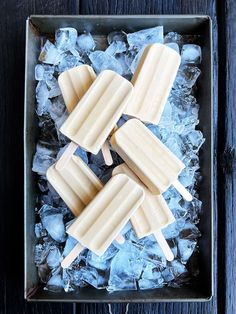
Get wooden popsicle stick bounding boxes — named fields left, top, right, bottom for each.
left=115, top=234, right=125, bottom=244
left=61, top=242, right=84, bottom=269
left=55, top=142, right=78, bottom=171
left=101, top=141, right=113, bottom=166
left=153, top=230, right=174, bottom=261
left=172, top=180, right=193, bottom=201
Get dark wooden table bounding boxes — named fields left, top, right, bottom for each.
left=0, top=0, right=235, bottom=313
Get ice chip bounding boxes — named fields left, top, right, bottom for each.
left=63, top=236, right=78, bottom=257
left=35, top=64, right=54, bottom=81
left=89, top=50, right=123, bottom=75
left=79, top=266, right=108, bottom=289
left=165, top=42, right=180, bottom=54
left=181, top=44, right=202, bottom=65
left=127, top=26, right=164, bottom=50
left=164, top=32, right=182, bottom=45
left=105, top=41, right=126, bottom=56
left=46, top=274, right=64, bottom=292
left=36, top=81, right=50, bottom=115
left=174, top=65, right=201, bottom=89
left=55, top=28, right=78, bottom=52
left=129, top=47, right=145, bottom=74
left=107, top=244, right=144, bottom=291
left=35, top=223, right=47, bottom=238
left=107, top=31, right=127, bottom=44
left=47, top=246, right=62, bottom=269
left=32, top=144, right=56, bottom=176
left=40, top=207, right=66, bottom=243
left=74, top=146, right=88, bottom=164
left=46, top=77, right=61, bottom=98
left=138, top=263, right=165, bottom=289
left=86, top=251, right=110, bottom=271
left=39, top=40, right=62, bottom=65
left=77, top=33, right=96, bottom=52
left=177, top=238, right=197, bottom=262
left=57, top=54, right=83, bottom=73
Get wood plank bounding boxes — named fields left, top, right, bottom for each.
left=0, top=1, right=78, bottom=313
left=218, top=0, right=236, bottom=313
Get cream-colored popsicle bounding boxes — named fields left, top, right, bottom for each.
left=58, top=65, right=96, bottom=113
left=60, top=70, right=133, bottom=155
left=124, top=43, right=181, bottom=124
left=46, top=143, right=103, bottom=217
left=58, top=66, right=112, bottom=166
left=47, top=143, right=125, bottom=245
left=61, top=174, right=145, bottom=268
left=113, top=164, right=175, bottom=261
left=110, top=119, right=192, bottom=201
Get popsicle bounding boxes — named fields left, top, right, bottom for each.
left=47, top=143, right=125, bottom=245
left=124, top=43, right=181, bottom=124
left=61, top=174, right=145, bottom=268
left=46, top=142, right=102, bottom=217
left=58, top=65, right=112, bottom=166
left=58, top=65, right=96, bottom=113
left=110, top=119, right=192, bottom=201
left=60, top=70, right=133, bottom=155
left=113, top=164, right=175, bottom=261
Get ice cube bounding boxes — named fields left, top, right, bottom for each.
left=138, top=263, right=165, bottom=289
left=185, top=130, right=205, bottom=152
left=45, top=274, right=64, bottom=292
left=34, top=243, right=50, bottom=266
left=79, top=266, right=108, bottom=289
left=63, top=236, right=78, bottom=257
left=177, top=238, right=197, bottom=263
left=38, top=176, right=49, bottom=192
left=35, top=81, right=50, bottom=115
left=89, top=50, right=123, bottom=75
left=86, top=251, right=110, bottom=271
left=74, top=147, right=88, bottom=164
left=107, top=244, right=144, bottom=291
left=107, top=31, right=127, bottom=44
left=32, top=143, right=56, bottom=176
left=57, top=54, right=83, bottom=73
left=115, top=53, right=132, bottom=80
left=127, top=26, right=164, bottom=50
left=181, top=44, right=202, bottom=64
left=35, top=64, right=54, bottom=81
left=174, top=65, right=201, bottom=89
left=39, top=40, right=62, bottom=65
left=35, top=222, right=47, bottom=238
left=77, top=33, right=96, bottom=52
left=47, top=246, right=62, bottom=269
left=40, top=205, right=66, bottom=242
left=89, top=150, right=106, bottom=167
left=165, top=42, right=180, bottom=54
left=55, top=28, right=78, bottom=52
left=164, top=32, right=182, bottom=45
left=129, top=47, right=145, bottom=74
left=105, top=41, right=127, bottom=56
left=46, top=77, right=61, bottom=98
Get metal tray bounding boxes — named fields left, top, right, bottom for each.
left=24, top=15, right=213, bottom=302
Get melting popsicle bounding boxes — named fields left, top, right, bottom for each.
left=58, top=65, right=112, bottom=165
left=124, top=43, right=181, bottom=124
left=60, top=70, right=133, bottom=155
left=61, top=174, right=145, bottom=268
left=110, top=119, right=192, bottom=201
left=113, top=164, right=175, bottom=261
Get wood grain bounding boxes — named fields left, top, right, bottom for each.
left=218, top=0, right=236, bottom=314
left=0, top=0, right=228, bottom=313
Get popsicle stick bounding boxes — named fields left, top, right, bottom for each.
left=153, top=230, right=174, bottom=261
left=115, top=234, right=125, bottom=244
left=101, top=141, right=113, bottom=166
left=56, top=142, right=78, bottom=171
left=61, top=242, right=84, bottom=269
left=172, top=180, right=193, bottom=201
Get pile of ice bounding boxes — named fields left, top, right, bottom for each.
left=32, top=26, right=204, bottom=292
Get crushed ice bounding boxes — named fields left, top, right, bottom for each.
left=32, top=26, right=204, bottom=292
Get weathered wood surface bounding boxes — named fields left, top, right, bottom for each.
left=0, top=0, right=234, bottom=313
